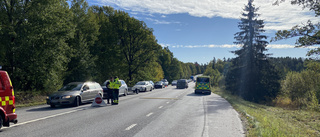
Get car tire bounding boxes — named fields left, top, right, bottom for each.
left=50, top=104, right=55, bottom=108
left=73, top=96, right=80, bottom=107
left=150, top=87, right=152, bottom=91
left=0, top=115, right=3, bottom=129
left=124, top=90, right=127, bottom=96
left=136, top=89, right=139, bottom=94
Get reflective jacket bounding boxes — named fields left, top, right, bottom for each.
left=113, top=78, right=121, bottom=89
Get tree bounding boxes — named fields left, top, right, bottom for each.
left=272, top=0, right=320, bottom=56
left=226, top=0, right=280, bottom=102
left=64, top=0, right=99, bottom=84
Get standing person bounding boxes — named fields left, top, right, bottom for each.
left=105, top=77, right=114, bottom=104
left=112, top=76, right=121, bottom=105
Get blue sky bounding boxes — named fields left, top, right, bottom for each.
left=87, top=0, right=320, bottom=64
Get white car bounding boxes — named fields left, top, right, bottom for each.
left=132, top=81, right=153, bottom=94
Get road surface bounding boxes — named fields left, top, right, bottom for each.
left=1, top=82, right=244, bottom=137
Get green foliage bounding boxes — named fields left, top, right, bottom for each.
left=272, top=0, right=320, bottom=56
left=226, top=0, right=280, bottom=102
left=279, top=61, right=320, bottom=110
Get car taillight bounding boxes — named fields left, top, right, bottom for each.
left=12, top=96, right=15, bottom=104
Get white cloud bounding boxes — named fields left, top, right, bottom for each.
left=145, top=18, right=180, bottom=24
left=160, top=43, right=317, bottom=49
left=92, top=0, right=320, bottom=30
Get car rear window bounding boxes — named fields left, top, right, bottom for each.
left=197, top=77, right=209, bottom=83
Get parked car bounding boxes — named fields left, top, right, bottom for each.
left=162, top=79, right=169, bottom=87
left=177, top=79, right=188, bottom=89
left=0, top=70, right=18, bottom=128
left=46, top=82, right=103, bottom=108
left=131, top=81, right=153, bottom=93
left=102, top=80, right=129, bottom=97
left=154, top=81, right=165, bottom=89
left=171, top=80, right=177, bottom=86
left=149, top=80, right=155, bottom=90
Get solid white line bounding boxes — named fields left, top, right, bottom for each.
left=146, top=112, right=153, bottom=117
left=5, top=109, right=79, bottom=128
left=125, top=124, right=137, bottom=130
left=159, top=106, right=163, bottom=109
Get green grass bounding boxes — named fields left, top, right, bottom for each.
left=213, top=88, right=320, bottom=137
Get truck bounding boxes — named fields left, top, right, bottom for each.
left=0, top=70, right=18, bottom=128
left=195, top=76, right=211, bottom=95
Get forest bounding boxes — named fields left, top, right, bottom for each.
left=0, top=0, right=205, bottom=94
left=1, top=0, right=320, bottom=110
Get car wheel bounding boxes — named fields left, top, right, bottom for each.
left=73, top=96, right=80, bottom=107
left=150, top=87, right=152, bottom=91
left=124, top=90, right=127, bottom=96
left=136, top=89, right=139, bottom=94
left=50, top=104, right=55, bottom=108
left=0, top=114, right=3, bottom=129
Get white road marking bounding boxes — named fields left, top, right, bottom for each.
left=4, top=109, right=79, bottom=129
left=166, top=102, right=170, bottom=104
left=146, top=112, right=153, bottom=117
left=159, top=106, right=163, bottom=109
left=125, top=124, right=137, bottom=130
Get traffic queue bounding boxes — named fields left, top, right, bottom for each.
left=45, top=78, right=171, bottom=108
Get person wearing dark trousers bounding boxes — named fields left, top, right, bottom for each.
left=112, top=76, right=121, bottom=105
left=106, top=77, right=114, bottom=104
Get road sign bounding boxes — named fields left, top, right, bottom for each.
left=91, top=94, right=106, bottom=107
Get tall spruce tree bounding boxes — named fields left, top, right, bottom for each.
left=226, top=0, right=280, bottom=102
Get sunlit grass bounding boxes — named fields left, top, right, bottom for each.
left=213, top=88, right=320, bottom=137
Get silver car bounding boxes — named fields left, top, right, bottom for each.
left=132, top=81, right=153, bottom=93
left=46, top=82, right=103, bottom=108
left=102, top=80, right=129, bottom=96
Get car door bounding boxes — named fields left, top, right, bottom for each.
left=81, top=84, right=91, bottom=101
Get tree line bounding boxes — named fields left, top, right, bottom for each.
left=0, top=0, right=205, bottom=93
left=201, top=0, right=320, bottom=110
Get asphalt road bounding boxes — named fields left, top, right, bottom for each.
left=1, top=82, right=244, bottom=137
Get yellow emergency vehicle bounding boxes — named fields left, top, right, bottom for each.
left=195, top=76, right=211, bottom=95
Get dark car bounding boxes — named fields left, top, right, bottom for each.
left=47, top=82, right=103, bottom=108
left=154, top=81, right=165, bottom=89
left=177, top=79, right=188, bottom=89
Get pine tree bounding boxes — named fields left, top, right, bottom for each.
left=226, top=0, right=280, bottom=102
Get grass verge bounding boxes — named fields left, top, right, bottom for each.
left=213, top=88, right=320, bottom=137
left=15, top=91, right=47, bottom=108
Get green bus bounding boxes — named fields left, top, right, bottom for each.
left=195, top=76, right=211, bottom=95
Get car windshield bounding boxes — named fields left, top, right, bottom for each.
left=136, top=82, right=145, bottom=85
left=156, top=81, right=162, bottom=84
left=172, top=80, right=177, bottom=82
left=58, top=83, right=83, bottom=91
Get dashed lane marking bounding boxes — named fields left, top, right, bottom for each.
left=166, top=102, right=170, bottom=104
left=159, top=106, right=163, bottom=109
left=125, top=124, right=137, bottom=131
left=146, top=112, right=153, bottom=117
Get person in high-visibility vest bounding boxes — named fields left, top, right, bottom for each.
left=106, top=76, right=114, bottom=104
left=112, top=76, right=121, bottom=105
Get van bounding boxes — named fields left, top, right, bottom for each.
left=195, top=76, right=211, bottom=95
left=177, top=79, right=188, bottom=89
left=0, top=70, right=18, bottom=128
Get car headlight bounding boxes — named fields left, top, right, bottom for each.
left=46, top=96, right=49, bottom=99
left=62, top=95, right=72, bottom=99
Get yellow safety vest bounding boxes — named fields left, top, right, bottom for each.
left=113, top=78, right=121, bottom=89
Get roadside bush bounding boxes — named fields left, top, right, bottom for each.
left=278, top=70, right=320, bottom=110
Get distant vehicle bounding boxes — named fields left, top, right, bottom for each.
left=161, top=79, right=169, bottom=86
left=177, top=79, right=188, bottom=89
left=171, top=80, right=177, bottom=86
left=102, top=80, right=129, bottom=97
left=149, top=81, right=155, bottom=90
left=154, top=81, right=165, bottom=89
left=47, top=82, right=103, bottom=108
left=0, top=70, right=18, bottom=128
left=132, top=81, right=153, bottom=93
left=195, top=76, right=211, bottom=95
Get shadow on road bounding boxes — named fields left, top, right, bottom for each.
left=26, top=102, right=91, bottom=112
left=187, top=93, right=211, bottom=97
